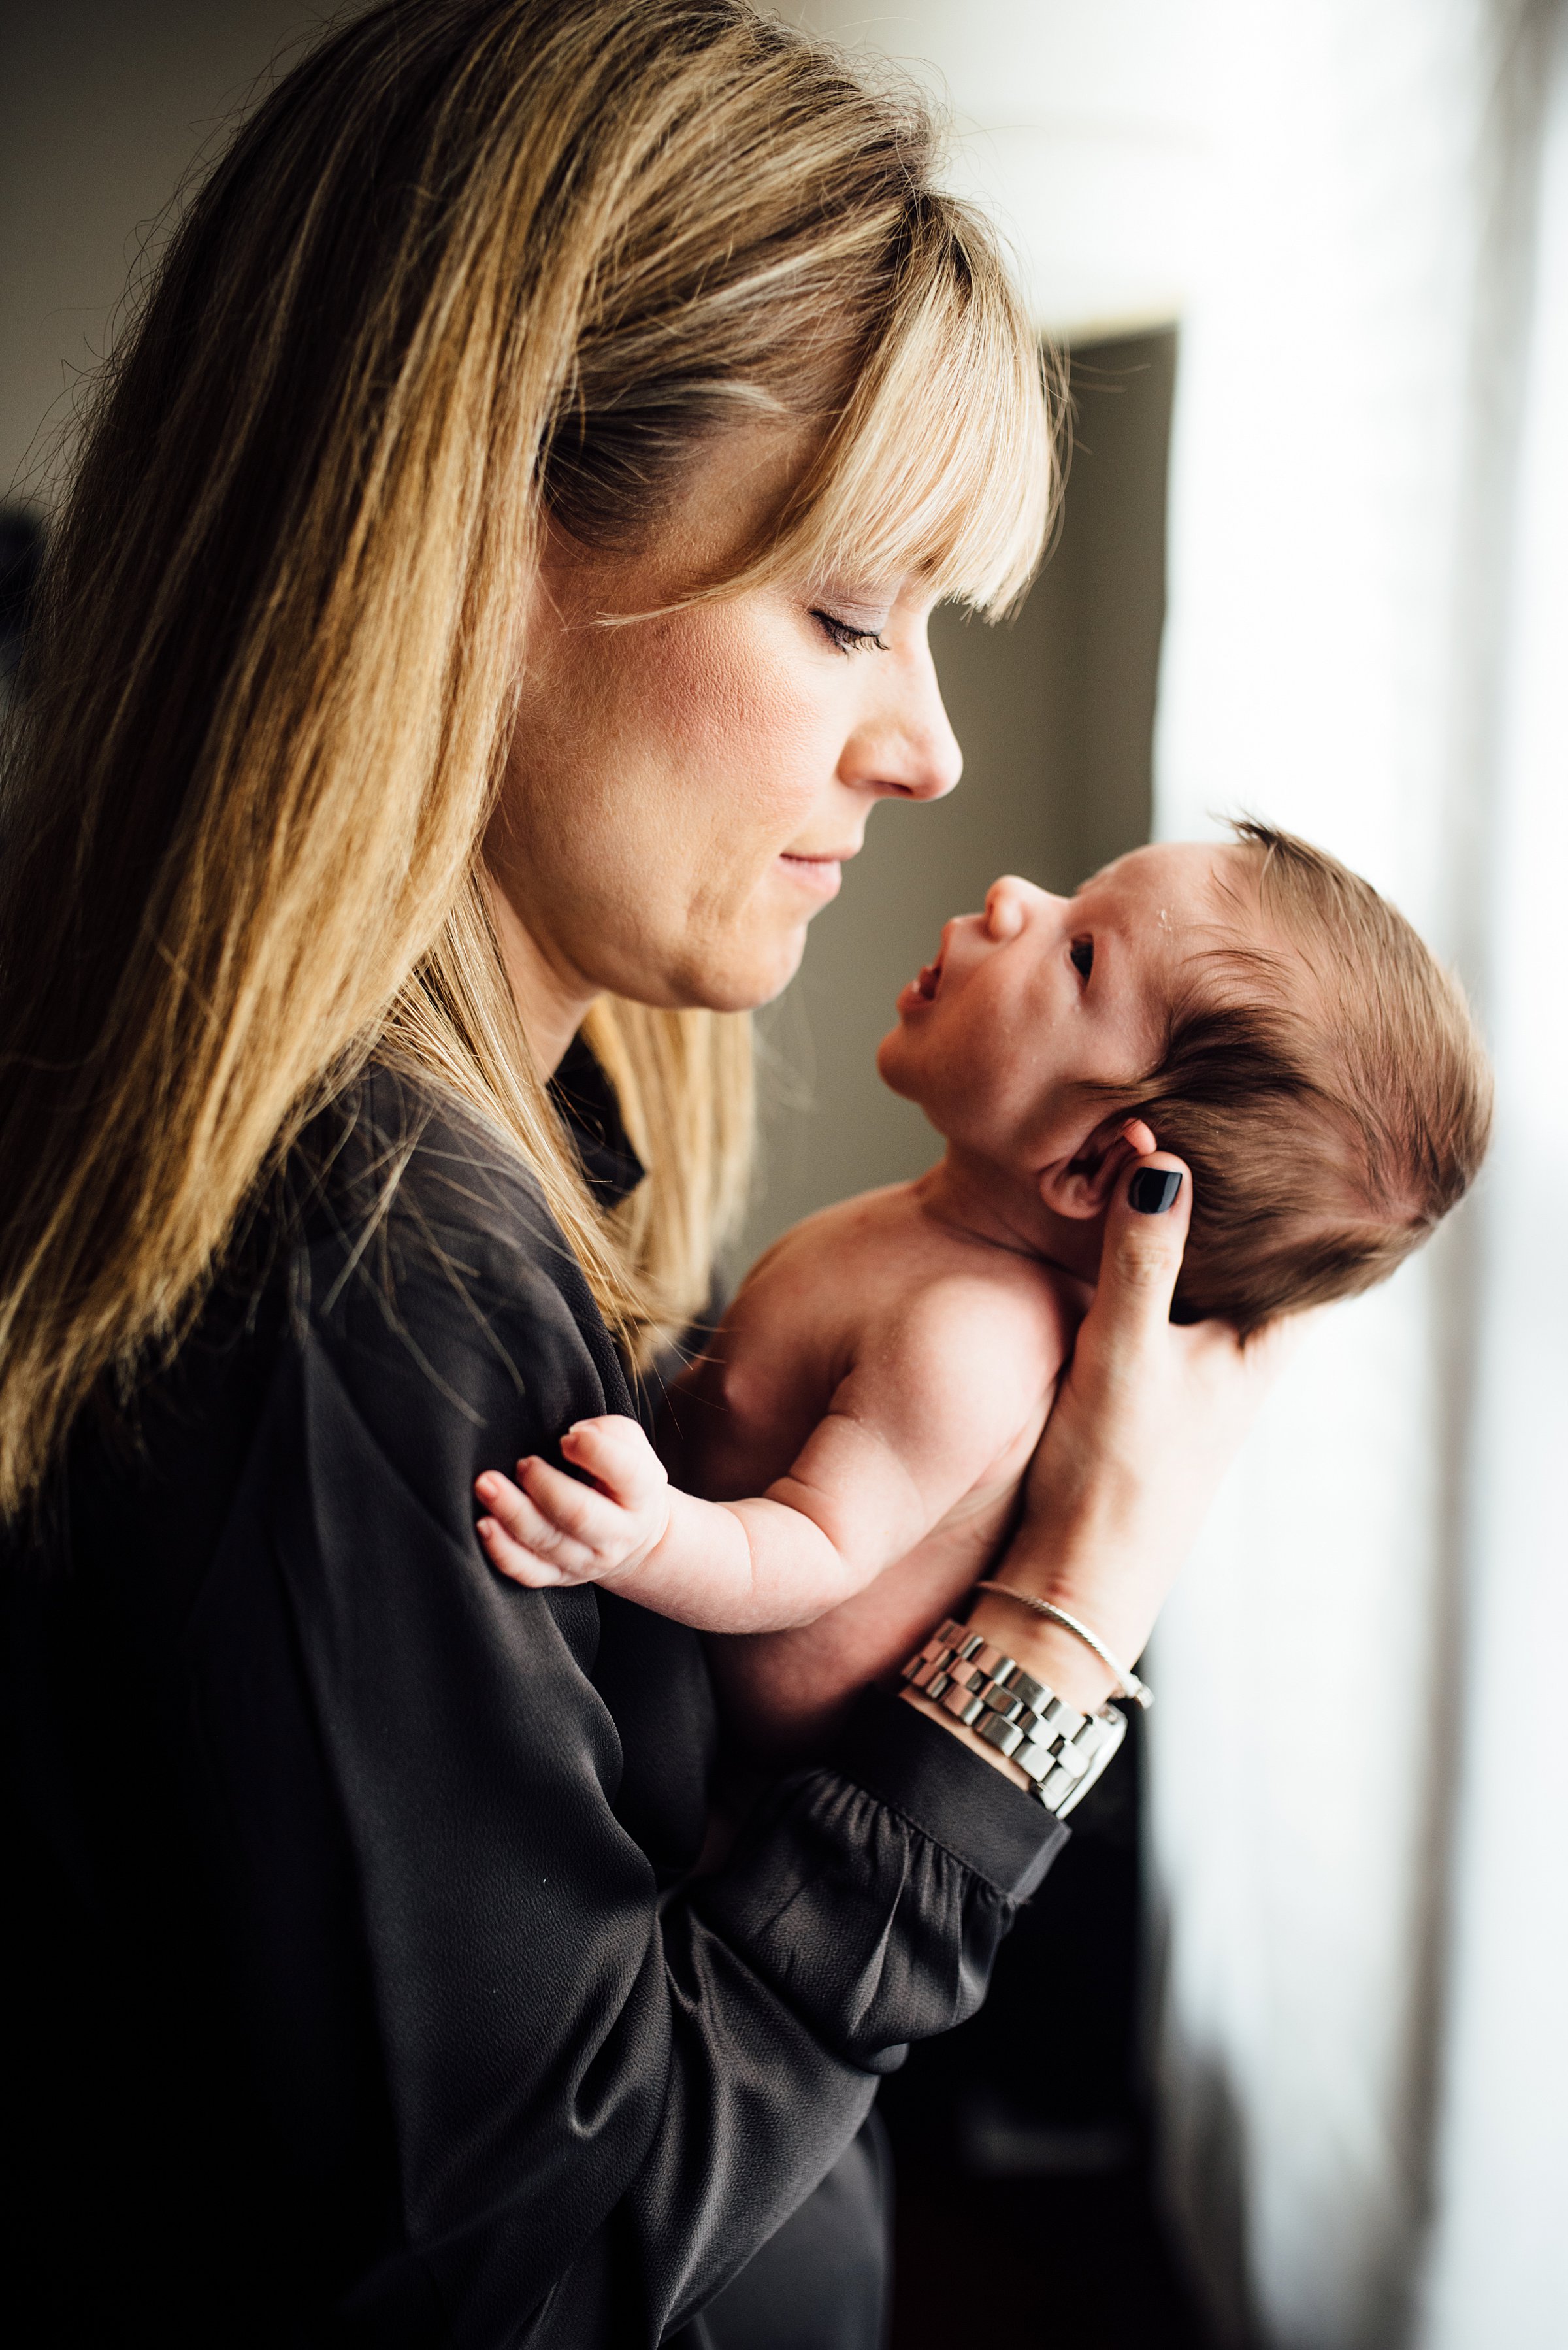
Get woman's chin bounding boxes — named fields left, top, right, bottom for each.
left=676, top=924, right=809, bottom=1014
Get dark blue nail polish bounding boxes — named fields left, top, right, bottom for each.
left=1130, top=1167, right=1183, bottom=1214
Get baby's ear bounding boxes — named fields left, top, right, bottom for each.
left=1038, top=1114, right=1157, bottom=1220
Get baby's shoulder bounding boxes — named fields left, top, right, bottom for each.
left=745, top=1180, right=918, bottom=1266
left=725, top=1184, right=1078, bottom=1389
left=832, top=1253, right=1071, bottom=1465
left=893, top=1249, right=1075, bottom=1362
left=729, top=1183, right=928, bottom=1324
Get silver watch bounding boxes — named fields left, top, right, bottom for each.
left=900, top=1619, right=1127, bottom=1817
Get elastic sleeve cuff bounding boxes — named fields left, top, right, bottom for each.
left=831, top=1685, right=1067, bottom=1902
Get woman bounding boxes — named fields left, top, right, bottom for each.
left=0, top=5, right=1281, bottom=2343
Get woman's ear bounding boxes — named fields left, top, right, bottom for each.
left=1038, top=1115, right=1157, bottom=1220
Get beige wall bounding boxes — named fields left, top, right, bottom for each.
left=0, top=3, right=353, bottom=501
left=742, top=331, right=1175, bottom=1256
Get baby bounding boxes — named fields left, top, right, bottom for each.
left=475, top=823, right=1491, bottom=1737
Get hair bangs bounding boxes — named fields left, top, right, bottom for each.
left=0, top=0, right=1067, bottom=1508
left=745, top=200, right=1059, bottom=617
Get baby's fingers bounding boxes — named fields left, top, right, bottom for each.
left=559, top=1414, right=668, bottom=1506
left=476, top=1503, right=574, bottom=1590
left=474, top=1465, right=604, bottom=1585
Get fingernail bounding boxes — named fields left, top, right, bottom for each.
left=1129, top=1168, right=1183, bottom=1214
left=477, top=1517, right=497, bottom=1540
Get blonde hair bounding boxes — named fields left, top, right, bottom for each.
left=0, top=0, right=1055, bottom=1516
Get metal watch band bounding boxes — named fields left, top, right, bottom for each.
left=900, top=1619, right=1127, bottom=1818
left=971, top=1581, right=1153, bottom=1710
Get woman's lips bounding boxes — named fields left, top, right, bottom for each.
left=777, top=852, right=845, bottom=902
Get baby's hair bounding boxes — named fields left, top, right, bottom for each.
left=1107, top=822, right=1492, bottom=1332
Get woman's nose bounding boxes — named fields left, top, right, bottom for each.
left=839, top=631, right=962, bottom=803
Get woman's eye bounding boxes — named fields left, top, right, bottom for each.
left=1070, top=935, right=1094, bottom=980
left=812, top=608, right=890, bottom=655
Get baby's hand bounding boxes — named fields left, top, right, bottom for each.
left=475, top=1415, right=671, bottom=1590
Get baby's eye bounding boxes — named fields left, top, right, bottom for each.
left=1070, top=935, right=1094, bottom=980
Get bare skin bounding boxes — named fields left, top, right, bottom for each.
left=478, top=420, right=1295, bottom=1784
left=476, top=847, right=1273, bottom=1744
left=480, top=1175, right=1077, bottom=1746
left=485, top=422, right=962, bottom=1066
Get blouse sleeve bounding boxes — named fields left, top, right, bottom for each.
left=182, top=1177, right=1066, bottom=2349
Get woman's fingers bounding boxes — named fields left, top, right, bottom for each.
left=1015, top=1148, right=1194, bottom=1555
left=1087, top=1148, right=1192, bottom=1346
left=994, top=1140, right=1331, bottom=1685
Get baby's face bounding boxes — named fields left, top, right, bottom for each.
left=877, top=842, right=1252, bottom=1161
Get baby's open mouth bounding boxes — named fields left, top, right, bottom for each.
left=915, top=952, right=943, bottom=1001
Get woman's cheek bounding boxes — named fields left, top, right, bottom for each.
left=675, top=607, right=841, bottom=823
left=591, top=607, right=845, bottom=978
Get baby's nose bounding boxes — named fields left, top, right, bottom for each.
left=983, top=874, right=1052, bottom=938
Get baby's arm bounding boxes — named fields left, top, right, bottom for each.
left=475, top=1406, right=930, bottom=1632
left=474, top=1414, right=862, bottom=1630
left=476, top=1284, right=1045, bottom=1634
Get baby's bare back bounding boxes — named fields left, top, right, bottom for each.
left=666, top=1180, right=1078, bottom=1751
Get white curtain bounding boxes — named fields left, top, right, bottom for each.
left=801, top=4, right=1568, bottom=2342
left=798, top=5, right=1567, bottom=2341
left=1419, top=16, right=1568, bottom=2336
left=1151, top=4, right=1568, bottom=2345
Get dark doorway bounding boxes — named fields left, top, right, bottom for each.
left=872, top=329, right=1211, bottom=2350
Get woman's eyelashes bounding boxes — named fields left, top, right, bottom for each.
left=1070, top=935, right=1094, bottom=981
left=811, top=607, right=890, bottom=655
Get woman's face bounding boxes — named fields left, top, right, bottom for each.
left=487, top=426, right=962, bottom=1044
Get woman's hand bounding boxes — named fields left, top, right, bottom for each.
left=938, top=1148, right=1303, bottom=1724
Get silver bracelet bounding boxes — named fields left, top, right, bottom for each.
left=900, top=1619, right=1127, bottom=1817
left=972, top=1581, right=1154, bottom=1710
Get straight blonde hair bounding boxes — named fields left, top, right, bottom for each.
left=0, top=0, right=1056, bottom=1517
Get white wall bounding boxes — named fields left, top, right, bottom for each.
left=795, top=1, right=1208, bottom=337
left=2, top=1, right=1206, bottom=499
left=821, top=9, right=1568, bottom=2349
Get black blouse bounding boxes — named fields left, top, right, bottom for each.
left=1, top=1059, right=1066, bottom=2347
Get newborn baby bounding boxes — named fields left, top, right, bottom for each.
left=475, top=823, right=1490, bottom=1738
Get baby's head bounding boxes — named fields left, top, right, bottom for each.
left=879, top=825, right=1492, bottom=1329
